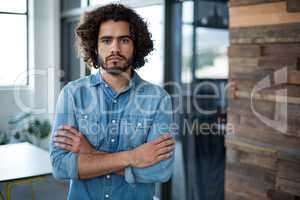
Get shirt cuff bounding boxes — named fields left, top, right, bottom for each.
left=124, top=167, right=135, bottom=184
left=69, top=153, right=79, bottom=179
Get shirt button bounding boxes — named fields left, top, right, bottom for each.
left=104, top=84, right=109, bottom=87
left=105, top=194, right=109, bottom=198
left=137, top=122, right=142, bottom=128
left=106, top=175, right=110, bottom=179
left=111, top=138, right=115, bottom=143
left=112, top=119, right=116, bottom=123
left=113, top=99, right=117, bottom=103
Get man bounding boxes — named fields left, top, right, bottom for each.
left=50, top=3, right=176, bottom=200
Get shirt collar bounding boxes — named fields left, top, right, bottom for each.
left=90, top=69, right=141, bottom=89
left=90, top=70, right=101, bottom=86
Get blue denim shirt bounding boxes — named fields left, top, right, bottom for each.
left=49, top=70, right=175, bottom=200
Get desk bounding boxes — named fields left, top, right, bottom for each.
left=0, top=142, right=52, bottom=200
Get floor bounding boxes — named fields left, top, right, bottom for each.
left=0, top=176, right=68, bottom=200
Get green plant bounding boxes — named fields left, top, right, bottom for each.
left=7, top=112, right=52, bottom=146
left=0, top=131, right=9, bottom=145
left=27, top=119, right=51, bottom=140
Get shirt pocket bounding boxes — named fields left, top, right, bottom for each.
left=75, top=112, right=101, bottom=148
left=120, top=115, right=153, bottom=149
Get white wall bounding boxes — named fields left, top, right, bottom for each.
left=0, top=0, right=61, bottom=146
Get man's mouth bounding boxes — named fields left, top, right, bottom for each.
left=107, top=56, right=123, bottom=62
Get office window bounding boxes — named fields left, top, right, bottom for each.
left=182, top=1, right=229, bottom=81
left=0, top=1, right=28, bottom=86
left=89, top=0, right=113, bottom=6
left=182, top=1, right=194, bottom=83
left=135, top=5, right=164, bottom=86
left=195, top=28, right=228, bottom=79
left=195, top=1, right=229, bottom=79
left=61, top=0, right=82, bottom=11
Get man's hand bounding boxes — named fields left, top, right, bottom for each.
left=128, top=133, right=175, bottom=168
left=115, top=170, right=125, bottom=176
left=53, top=125, right=95, bottom=154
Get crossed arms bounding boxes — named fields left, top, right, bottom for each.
left=50, top=86, right=176, bottom=183
left=52, top=125, right=175, bottom=180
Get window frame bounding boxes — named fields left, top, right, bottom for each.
left=0, top=0, right=29, bottom=87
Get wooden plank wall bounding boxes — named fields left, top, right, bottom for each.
left=226, top=0, right=300, bottom=199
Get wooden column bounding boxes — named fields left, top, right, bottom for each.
left=226, top=0, right=300, bottom=199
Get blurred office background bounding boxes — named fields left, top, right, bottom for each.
left=1, top=0, right=300, bottom=200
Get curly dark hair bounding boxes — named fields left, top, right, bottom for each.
left=75, top=3, right=154, bottom=69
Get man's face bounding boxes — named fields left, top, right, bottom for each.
left=97, top=20, right=134, bottom=75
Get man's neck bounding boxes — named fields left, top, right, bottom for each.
left=100, top=68, right=133, bottom=93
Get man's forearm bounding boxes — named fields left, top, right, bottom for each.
left=54, top=128, right=175, bottom=180
left=78, top=151, right=130, bottom=179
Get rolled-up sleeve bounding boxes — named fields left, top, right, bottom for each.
left=125, top=94, right=176, bottom=184
left=49, top=84, right=79, bottom=180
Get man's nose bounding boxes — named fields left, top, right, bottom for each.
left=110, top=39, right=120, bottom=54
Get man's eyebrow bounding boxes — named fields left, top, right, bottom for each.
left=99, top=35, right=131, bottom=40
left=99, top=36, right=112, bottom=40
left=118, top=35, right=131, bottom=39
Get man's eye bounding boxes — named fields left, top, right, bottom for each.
left=120, top=38, right=130, bottom=44
left=101, top=39, right=110, bottom=44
